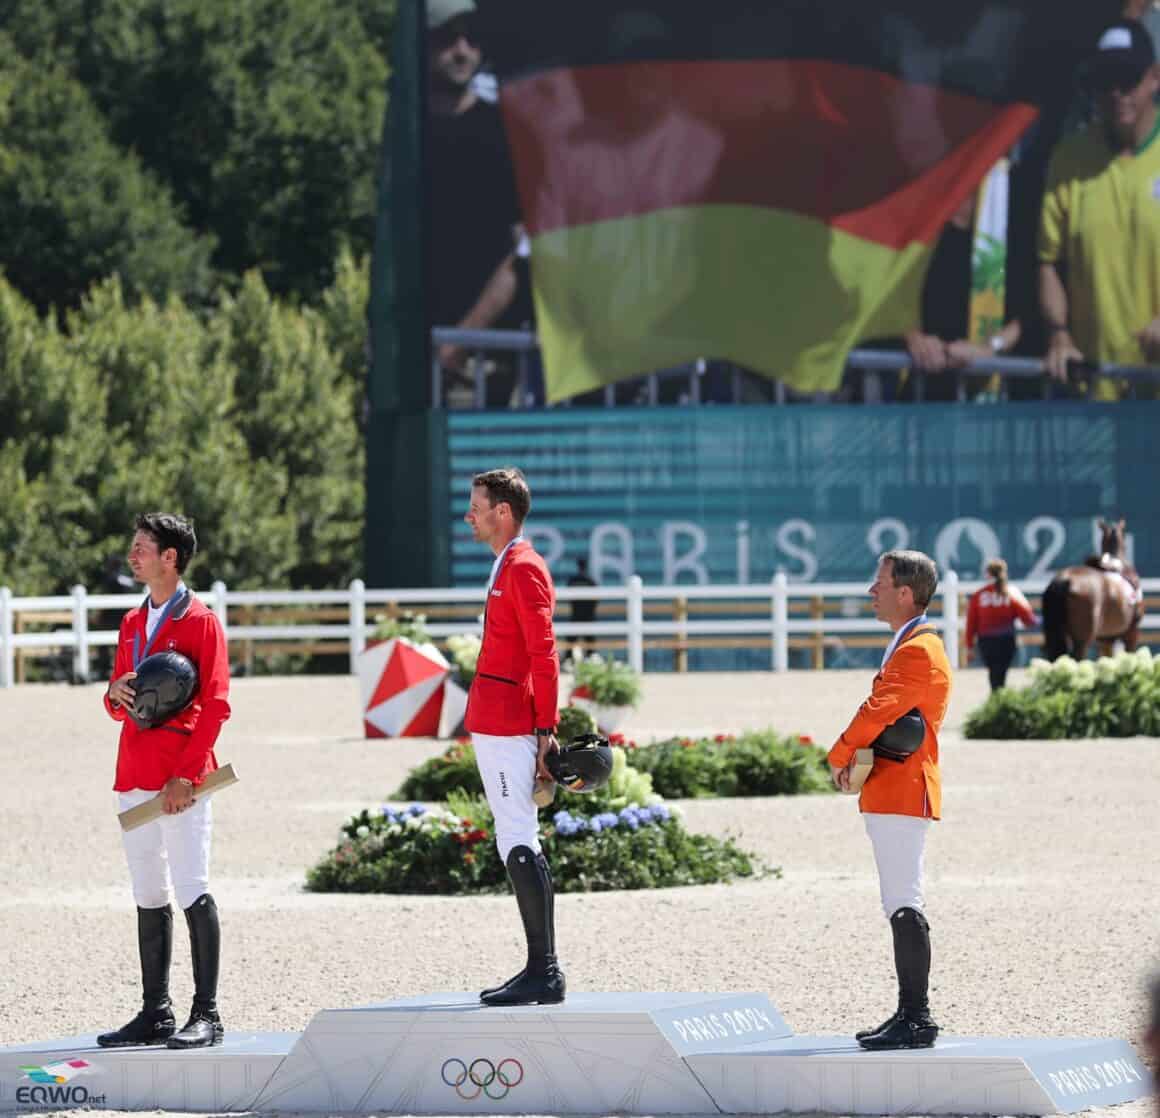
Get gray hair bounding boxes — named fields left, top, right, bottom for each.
left=881, top=550, right=939, bottom=610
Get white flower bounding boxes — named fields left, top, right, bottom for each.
left=1073, top=662, right=1096, bottom=691
left=1028, top=657, right=1052, bottom=675
left=1095, top=657, right=1117, bottom=683
left=1116, top=652, right=1140, bottom=677
left=356, top=825, right=370, bottom=838
left=386, top=824, right=401, bottom=837
left=404, top=815, right=421, bottom=829
left=1135, top=646, right=1153, bottom=665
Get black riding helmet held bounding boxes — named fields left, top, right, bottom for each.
left=546, top=732, right=614, bottom=793
left=130, top=650, right=199, bottom=730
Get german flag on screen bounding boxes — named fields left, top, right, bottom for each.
left=481, top=1, right=1090, bottom=401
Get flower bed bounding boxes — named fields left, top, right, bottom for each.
left=620, top=730, right=835, bottom=798
left=305, top=794, right=763, bottom=895
left=393, top=706, right=599, bottom=802
left=396, top=723, right=832, bottom=802
left=963, top=648, right=1160, bottom=739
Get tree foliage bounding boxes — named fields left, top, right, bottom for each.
left=0, top=261, right=369, bottom=594
left=0, top=0, right=391, bottom=303
left=0, top=35, right=213, bottom=310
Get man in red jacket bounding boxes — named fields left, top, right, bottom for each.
left=463, top=467, right=563, bottom=1006
left=98, top=513, right=231, bottom=1050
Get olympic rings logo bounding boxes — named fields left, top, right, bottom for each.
left=440, top=1057, right=524, bottom=1100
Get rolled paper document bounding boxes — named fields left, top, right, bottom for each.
left=843, top=749, right=874, bottom=795
left=118, top=764, right=239, bottom=831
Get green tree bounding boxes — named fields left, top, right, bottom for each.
left=1, top=0, right=390, bottom=300
left=0, top=38, right=213, bottom=311
left=213, top=271, right=365, bottom=587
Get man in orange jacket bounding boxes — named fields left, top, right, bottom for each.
left=463, top=467, right=563, bottom=1006
left=829, top=550, right=951, bottom=1050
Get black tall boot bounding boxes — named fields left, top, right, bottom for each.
left=97, top=906, right=176, bottom=1047
left=167, top=894, right=223, bottom=1049
left=480, top=847, right=555, bottom=1000
left=859, top=907, right=938, bottom=1049
left=480, top=847, right=565, bottom=1006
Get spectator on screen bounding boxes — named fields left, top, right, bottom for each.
left=858, top=191, right=1021, bottom=402
left=1039, top=19, right=1160, bottom=397
left=427, top=0, right=533, bottom=401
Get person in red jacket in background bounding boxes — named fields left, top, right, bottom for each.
left=463, top=467, right=563, bottom=1006
left=99, top=513, right=230, bottom=1050
left=965, top=558, right=1038, bottom=691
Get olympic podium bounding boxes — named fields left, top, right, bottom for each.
left=0, top=992, right=1151, bottom=1115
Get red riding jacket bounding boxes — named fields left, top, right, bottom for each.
left=464, top=540, right=559, bottom=736
left=104, top=591, right=231, bottom=790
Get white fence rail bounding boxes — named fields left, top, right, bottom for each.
left=2, top=574, right=1158, bottom=689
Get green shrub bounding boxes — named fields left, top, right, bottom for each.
left=393, top=704, right=596, bottom=802
left=392, top=725, right=654, bottom=814
left=625, top=730, right=834, bottom=798
left=305, top=792, right=766, bottom=895
left=444, top=633, right=481, bottom=687
left=571, top=654, right=643, bottom=707
left=371, top=610, right=431, bottom=645
left=394, top=739, right=479, bottom=802
left=963, top=649, right=1160, bottom=739
left=557, top=703, right=598, bottom=743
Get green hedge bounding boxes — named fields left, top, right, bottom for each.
left=623, top=731, right=835, bottom=798
left=396, top=727, right=833, bottom=802
left=963, top=649, right=1160, bottom=739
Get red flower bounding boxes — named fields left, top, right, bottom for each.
left=798, top=734, right=814, bottom=745
left=609, top=732, right=625, bottom=745
left=571, top=685, right=593, bottom=700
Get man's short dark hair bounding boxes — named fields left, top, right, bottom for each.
left=472, top=467, right=531, bottom=524
left=135, top=512, right=198, bottom=574
left=881, top=549, right=939, bottom=610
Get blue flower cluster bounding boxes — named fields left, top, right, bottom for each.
left=553, top=803, right=671, bottom=837
left=380, top=803, right=426, bottom=822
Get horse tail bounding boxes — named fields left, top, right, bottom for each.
left=1042, top=577, right=1070, bottom=661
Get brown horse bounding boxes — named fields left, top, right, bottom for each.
left=1042, top=519, right=1143, bottom=660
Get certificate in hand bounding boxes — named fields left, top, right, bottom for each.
left=118, top=764, right=239, bottom=832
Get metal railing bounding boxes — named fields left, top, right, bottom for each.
left=3, top=574, right=1159, bottom=688
left=430, top=327, right=1160, bottom=408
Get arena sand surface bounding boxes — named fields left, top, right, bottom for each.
left=0, top=668, right=1156, bottom=1118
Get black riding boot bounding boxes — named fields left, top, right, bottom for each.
left=480, top=847, right=565, bottom=1006
left=97, top=906, right=176, bottom=1047
left=168, top=894, right=223, bottom=1049
left=859, top=907, right=938, bottom=1049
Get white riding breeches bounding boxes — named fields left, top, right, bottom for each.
left=471, top=733, right=541, bottom=864
left=863, top=812, right=931, bottom=918
left=117, top=789, right=212, bottom=910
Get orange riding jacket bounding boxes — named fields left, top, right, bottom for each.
left=827, top=625, right=952, bottom=819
